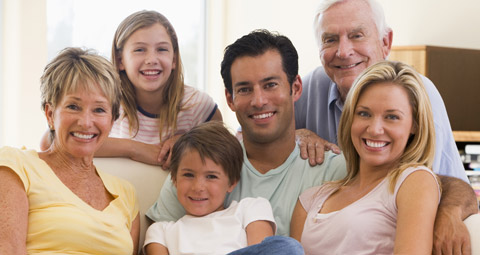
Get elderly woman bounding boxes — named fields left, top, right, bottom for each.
left=291, top=61, right=442, bottom=254
left=0, top=48, right=139, bottom=254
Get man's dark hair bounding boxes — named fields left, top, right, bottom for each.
left=220, top=29, right=299, bottom=95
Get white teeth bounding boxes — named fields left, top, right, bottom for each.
left=190, top=197, right=207, bottom=201
left=73, top=132, right=94, bottom=139
left=252, top=112, right=274, bottom=119
left=142, top=70, right=160, bottom=75
left=340, top=63, right=357, bottom=68
left=365, top=140, right=387, bottom=148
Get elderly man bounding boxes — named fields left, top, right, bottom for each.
left=295, top=0, right=477, bottom=253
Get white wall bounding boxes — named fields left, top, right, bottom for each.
left=2, top=0, right=480, bottom=148
left=206, top=0, right=480, bottom=132
left=380, top=0, right=480, bottom=49
left=1, top=0, right=47, bottom=150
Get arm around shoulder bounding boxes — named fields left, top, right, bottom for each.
left=433, top=175, right=478, bottom=254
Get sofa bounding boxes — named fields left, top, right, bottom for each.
left=93, top=157, right=480, bottom=254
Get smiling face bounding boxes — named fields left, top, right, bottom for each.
left=319, top=0, right=391, bottom=101
left=46, top=84, right=113, bottom=159
left=119, top=23, right=176, bottom=96
left=174, top=149, right=236, bottom=217
left=226, top=49, right=301, bottom=145
left=351, top=82, right=414, bottom=172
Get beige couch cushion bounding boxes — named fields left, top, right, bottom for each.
left=93, top=157, right=168, bottom=248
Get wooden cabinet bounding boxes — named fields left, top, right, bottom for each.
left=389, top=45, right=480, bottom=141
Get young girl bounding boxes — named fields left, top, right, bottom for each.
left=144, top=121, right=282, bottom=255
left=290, top=61, right=441, bottom=254
left=97, top=10, right=221, bottom=167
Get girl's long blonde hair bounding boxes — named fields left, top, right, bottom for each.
left=112, top=10, right=185, bottom=141
left=338, top=61, right=436, bottom=192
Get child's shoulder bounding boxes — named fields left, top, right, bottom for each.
left=236, top=197, right=271, bottom=209
left=181, top=85, right=215, bottom=110
left=183, top=85, right=211, bottom=99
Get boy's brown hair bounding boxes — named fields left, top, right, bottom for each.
left=170, top=121, right=243, bottom=185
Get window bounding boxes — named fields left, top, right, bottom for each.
left=0, top=0, right=3, bottom=146
left=47, top=0, right=206, bottom=90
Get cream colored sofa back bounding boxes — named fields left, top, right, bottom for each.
left=93, top=157, right=168, bottom=248
left=94, top=157, right=480, bottom=254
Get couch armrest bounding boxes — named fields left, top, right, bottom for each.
left=93, top=157, right=168, bottom=249
left=465, top=213, right=480, bottom=255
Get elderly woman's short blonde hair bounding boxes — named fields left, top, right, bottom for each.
left=338, top=60, right=436, bottom=192
left=40, top=47, right=121, bottom=120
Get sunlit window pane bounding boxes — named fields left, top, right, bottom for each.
left=46, top=0, right=206, bottom=90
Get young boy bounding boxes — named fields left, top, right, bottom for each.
left=143, top=121, right=276, bottom=255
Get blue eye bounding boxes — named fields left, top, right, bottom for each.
left=323, top=37, right=336, bottom=44
left=386, top=114, right=400, bottom=120
left=94, top=107, right=106, bottom=113
left=357, top=111, right=370, bottom=117
left=67, top=104, right=79, bottom=110
left=351, top=33, right=363, bottom=39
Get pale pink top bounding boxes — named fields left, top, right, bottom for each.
left=110, top=85, right=217, bottom=144
left=299, top=166, right=440, bottom=255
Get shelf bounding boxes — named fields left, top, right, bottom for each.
left=453, top=131, right=480, bottom=142
left=389, top=45, right=480, bottom=131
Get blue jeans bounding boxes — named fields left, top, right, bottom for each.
left=228, top=236, right=304, bottom=255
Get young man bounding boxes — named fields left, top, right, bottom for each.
left=146, top=30, right=346, bottom=236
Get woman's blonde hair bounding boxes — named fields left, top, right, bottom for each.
left=338, top=61, right=436, bottom=192
left=40, top=47, right=121, bottom=140
left=112, top=10, right=185, bottom=141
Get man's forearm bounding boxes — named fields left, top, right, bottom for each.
left=438, top=175, right=478, bottom=219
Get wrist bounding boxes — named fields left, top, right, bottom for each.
left=126, top=140, right=141, bottom=160
left=438, top=204, right=463, bottom=220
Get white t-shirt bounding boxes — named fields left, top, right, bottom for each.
left=144, top=197, right=276, bottom=255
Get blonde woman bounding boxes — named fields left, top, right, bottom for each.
left=291, top=61, right=441, bottom=254
left=1, top=48, right=139, bottom=254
